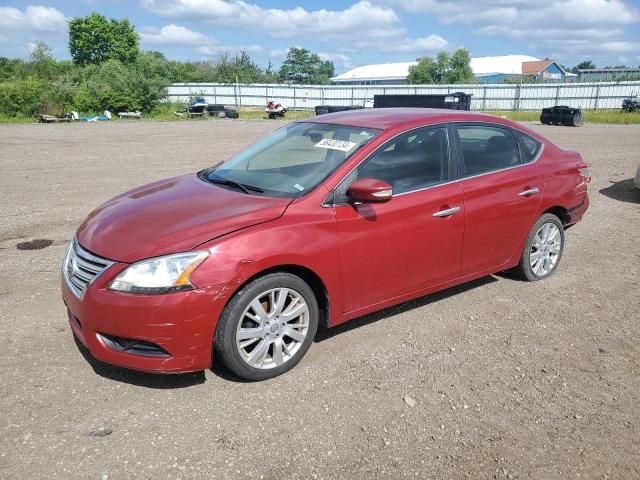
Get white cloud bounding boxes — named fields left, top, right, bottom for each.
left=141, top=0, right=404, bottom=40
left=0, top=5, right=67, bottom=33
left=318, top=52, right=353, bottom=70
left=381, top=34, right=449, bottom=53
left=195, top=43, right=263, bottom=57
left=139, top=23, right=262, bottom=57
left=387, top=0, right=639, bottom=27
left=139, top=24, right=210, bottom=46
left=383, top=0, right=640, bottom=64
left=268, top=49, right=290, bottom=60
left=139, top=0, right=458, bottom=64
left=140, top=0, right=454, bottom=63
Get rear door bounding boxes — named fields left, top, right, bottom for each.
left=454, top=123, right=543, bottom=276
left=332, top=126, right=465, bottom=312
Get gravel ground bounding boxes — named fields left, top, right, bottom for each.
left=0, top=119, right=638, bottom=480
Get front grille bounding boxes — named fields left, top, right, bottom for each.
left=98, top=333, right=171, bottom=357
left=63, top=240, right=114, bottom=299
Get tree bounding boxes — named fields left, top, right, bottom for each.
left=261, top=60, right=279, bottom=83
left=446, top=48, right=474, bottom=84
left=278, top=48, right=335, bottom=84
left=69, top=13, right=139, bottom=65
left=407, top=48, right=474, bottom=84
left=317, top=59, right=335, bottom=82
left=72, top=57, right=167, bottom=112
left=576, top=60, right=596, bottom=70
left=570, top=60, right=596, bottom=73
left=28, top=41, right=58, bottom=80
left=29, top=41, right=53, bottom=64
left=406, top=56, right=438, bottom=84
left=210, top=50, right=264, bottom=83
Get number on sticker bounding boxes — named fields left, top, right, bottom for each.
left=314, top=138, right=357, bottom=152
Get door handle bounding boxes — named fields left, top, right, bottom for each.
left=519, top=187, right=540, bottom=197
left=432, top=206, right=461, bottom=217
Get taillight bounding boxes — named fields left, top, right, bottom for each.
left=579, top=165, right=592, bottom=183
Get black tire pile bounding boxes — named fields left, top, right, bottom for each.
left=540, top=106, right=583, bottom=127
left=206, top=104, right=239, bottom=119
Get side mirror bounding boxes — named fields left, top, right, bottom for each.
left=347, top=178, right=393, bottom=203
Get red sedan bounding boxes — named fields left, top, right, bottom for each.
left=62, top=109, right=590, bottom=380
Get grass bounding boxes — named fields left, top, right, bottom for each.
left=2, top=105, right=639, bottom=124
left=237, top=108, right=314, bottom=121
left=132, top=104, right=315, bottom=121
left=0, top=113, right=35, bottom=124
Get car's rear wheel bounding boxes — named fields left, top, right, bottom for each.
left=515, top=213, right=564, bottom=281
left=214, top=272, right=318, bottom=380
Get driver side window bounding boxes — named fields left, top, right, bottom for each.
left=334, top=127, right=450, bottom=203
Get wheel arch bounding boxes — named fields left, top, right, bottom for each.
left=224, top=264, right=331, bottom=330
left=542, top=205, right=570, bottom=227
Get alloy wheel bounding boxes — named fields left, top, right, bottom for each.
left=235, top=288, right=310, bottom=369
left=530, top=222, right=562, bottom=277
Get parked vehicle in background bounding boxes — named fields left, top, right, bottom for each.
left=61, top=109, right=590, bottom=380
left=622, top=96, right=639, bottom=112
left=265, top=101, right=287, bottom=119
left=634, top=164, right=640, bottom=189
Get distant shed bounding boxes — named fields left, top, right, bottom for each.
left=521, top=60, right=571, bottom=82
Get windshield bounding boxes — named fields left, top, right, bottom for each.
left=199, top=122, right=381, bottom=197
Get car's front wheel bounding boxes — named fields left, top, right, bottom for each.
left=515, top=213, right=565, bottom=281
left=214, top=272, right=318, bottom=380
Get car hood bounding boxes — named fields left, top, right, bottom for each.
left=76, top=174, right=292, bottom=263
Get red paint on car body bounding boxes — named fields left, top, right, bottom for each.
left=62, top=109, right=589, bottom=373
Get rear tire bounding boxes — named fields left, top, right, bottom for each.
left=214, top=272, right=318, bottom=381
left=514, top=213, right=565, bottom=282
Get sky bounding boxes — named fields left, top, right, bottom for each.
left=1, top=0, right=639, bottom=74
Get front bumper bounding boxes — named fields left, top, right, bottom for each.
left=62, top=262, right=229, bottom=373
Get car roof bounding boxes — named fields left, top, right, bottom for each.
left=304, top=108, right=508, bottom=131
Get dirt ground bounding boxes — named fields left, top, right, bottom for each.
left=0, top=118, right=638, bottom=480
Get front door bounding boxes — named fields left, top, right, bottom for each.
left=333, top=126, right=465, bottom=313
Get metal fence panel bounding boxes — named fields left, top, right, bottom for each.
left=167, top=81, right=640, bottom=111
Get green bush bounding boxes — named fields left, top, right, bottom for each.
left=0, top=77, right=46, bottom=115
left=61, top=59, right=166, bottom=113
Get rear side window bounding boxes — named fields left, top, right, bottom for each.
left=515, top=131, right=542, bottom=163
left=457, top=125, right=521, bottom=177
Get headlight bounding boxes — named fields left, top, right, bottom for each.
left=108, top=251, right=209, bottom=294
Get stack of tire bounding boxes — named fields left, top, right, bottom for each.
left=206, top=104, right=239, bottom=119
left=315, top=105, right=364, bottom=116
left=540, top=106, right=583, bottom=127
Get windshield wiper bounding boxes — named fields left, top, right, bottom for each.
left=208, top=176, right=264, bottom=194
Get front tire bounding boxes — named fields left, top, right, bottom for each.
left=514, top=213, right=565, bottom=281
left=214, top=272, right=318, bottom=381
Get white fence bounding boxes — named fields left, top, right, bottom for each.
left=167, top=81, right=640, bottom=111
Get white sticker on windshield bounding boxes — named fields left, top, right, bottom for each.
left=314, top=138, right=357, bottom=152
left=294, top=184, right=305, bottom=191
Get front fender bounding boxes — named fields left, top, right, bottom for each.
left=189, top=204, right=344, bottom=326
